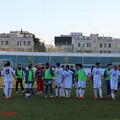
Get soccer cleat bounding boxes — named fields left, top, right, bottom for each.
left=82, top=96, right=85, bottom=99
left=44, top=95, right=48, bottom=98
left=111, top=96, right=116, bottom=100
left=22, top=91, right=24, bottom=93
left=50, top=95, right=53, bottom=98
left=78, top=96, right=84, bottom=99
left=100, top=96, right=104, bottom=99
left=54, top=95, right=58, bottom=98
left=94, top=96, right=97, bottom=99
left=5, top=97, right=10, bottom=100
left=62, top=94, right=65, bottom=97
left=107, top=95, right=111, bottom=98
left=65, top=96, right=69, bottom=98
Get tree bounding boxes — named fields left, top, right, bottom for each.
left=33, top=35, right=46, bottom=52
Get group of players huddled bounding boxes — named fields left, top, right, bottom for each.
left=2, top=61, right=120, bottom=100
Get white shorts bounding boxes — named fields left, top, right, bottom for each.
left=78, top=81, right=86, bottom=88
left=5, top=81, right=13, bottom=89
left=93, top=79, right=102, bottom=88
left=74, top=82, right=78, bottom=89
left=24, top=83, right=32, bottom=89
left=64, top=80, right=72, bottom=89
left=110, top=79, right=118, bottom=90
left=55, top=79, right=62, bottom=87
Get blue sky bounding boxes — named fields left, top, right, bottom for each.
left=0, top=0, right=120, bottom=44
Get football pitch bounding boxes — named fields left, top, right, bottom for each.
left=0, top=81, right=120, bottom=120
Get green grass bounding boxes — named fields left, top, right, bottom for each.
left=0, top=81, right=120, bottom=120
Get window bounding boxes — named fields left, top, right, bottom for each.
left=108, top=43, right=111, bottom=48
left=23, top=41, right=26, bottom=45
left=27, top=41, right=30, bottom=46
left=87, top=43, right=91, bottom=47
left=17, top=41, right=19, bottom=46
left=83, top=43, right=85, bottom=47
left=100, top=50, right=103, bottom=53
left=104, top=43, right=106, bottom=48
left=78, top=43, right=81, bottom=47
left=1, top=41, right=4, bottom=45
left=100, top=43, right=102, bottom=48
left=5, top=41, right=8, bottom=45
left=108, top=51, right=111, bottom=53
left=20, top=41, right=22, bottom=45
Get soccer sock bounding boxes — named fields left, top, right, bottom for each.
left=76, top=89, right=78, bottom=97
left=45, top=85, right=48, bottom=96
left=68, top=89, right=71, bottom=97
left=3, top=87, right=5, bottom=95
left=49, top=84, right=53, bottom=95
left=99, top=88, right=102, bottom=97
left=79, top=89, right=82, bottom=97
left=82, top=89, right=85, bottom=97
left=94, top=88, right=97, bottom=97
left=60, top=88, right=62, bottom=97
left=5, top=88, right=8, bottom=98
left=55, top=88, right=58, bottom=96
left=65, top=89, right=68, bottom=97
left=31, top=88, right=34, bottom=95
left=62, top=88, right=65, bottom=96
left=8, top=89, right=12, bottom=98
left=111, top=93, right=115, bottom=98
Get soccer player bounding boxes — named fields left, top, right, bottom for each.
left=3, top=61, right=16, bottom=99
left=76, top=64, right=88, bottom=99
left=104, top=64, right=112, bottom=98
left=74, top=64, right=79, bottom=97
left=35, top=64, right=44, bottom=94
left=110, top=65, right=120, bottom=100
left=70, top=65, right=75, bottom=84
left=62, top=65, right=73, bottom=98
left=118, top=65, right=120, bottom=89
left=92, top=62, right=103, bottom=99
left=25, top=64, right=34, bottom=98
left=55, top=63, right=63, bottom=97
left=15, top=64, right=24, bottom=93
left=61, top=65, right=65, bottom=97
left=44, top=62, right=54, bottom=98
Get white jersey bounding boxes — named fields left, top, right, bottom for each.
left=92, top=67, right=103, bottom=80
left=63, top=70, right=73, bottom=88
left=63, top=70, right=73, bottom=82
left=56, top=67, right=63, bottom=81
left=3, top=67, right=14, bottom=82
left=110, top=69, right=120, bottom=81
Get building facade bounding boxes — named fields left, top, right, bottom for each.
left=74, top=33, right=120, bottom=53
left=55, top=32, right=120, bottom=53
left=0, top=30, right=34, bottom=52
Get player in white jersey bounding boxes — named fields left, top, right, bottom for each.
left=92, top=62, right=103, bottom=99
left=61, top=65, right=65, bottom=97
left=55, top=63, right=63, bottom=97
left=62, top=65, right=73, bottom=98
left=3, top=61, right=16, bottom=99
left=110, top=65, right=120, bottom=100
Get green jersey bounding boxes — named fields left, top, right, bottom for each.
left=16, top=68, right=23, bottom=78
left=105, top=69, right=110, bottom=81
left=45, top=68, right=53, bottom=79
left=76, top=69, right=87, bottom=81
left=27, top=69, right=34, bottom=82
